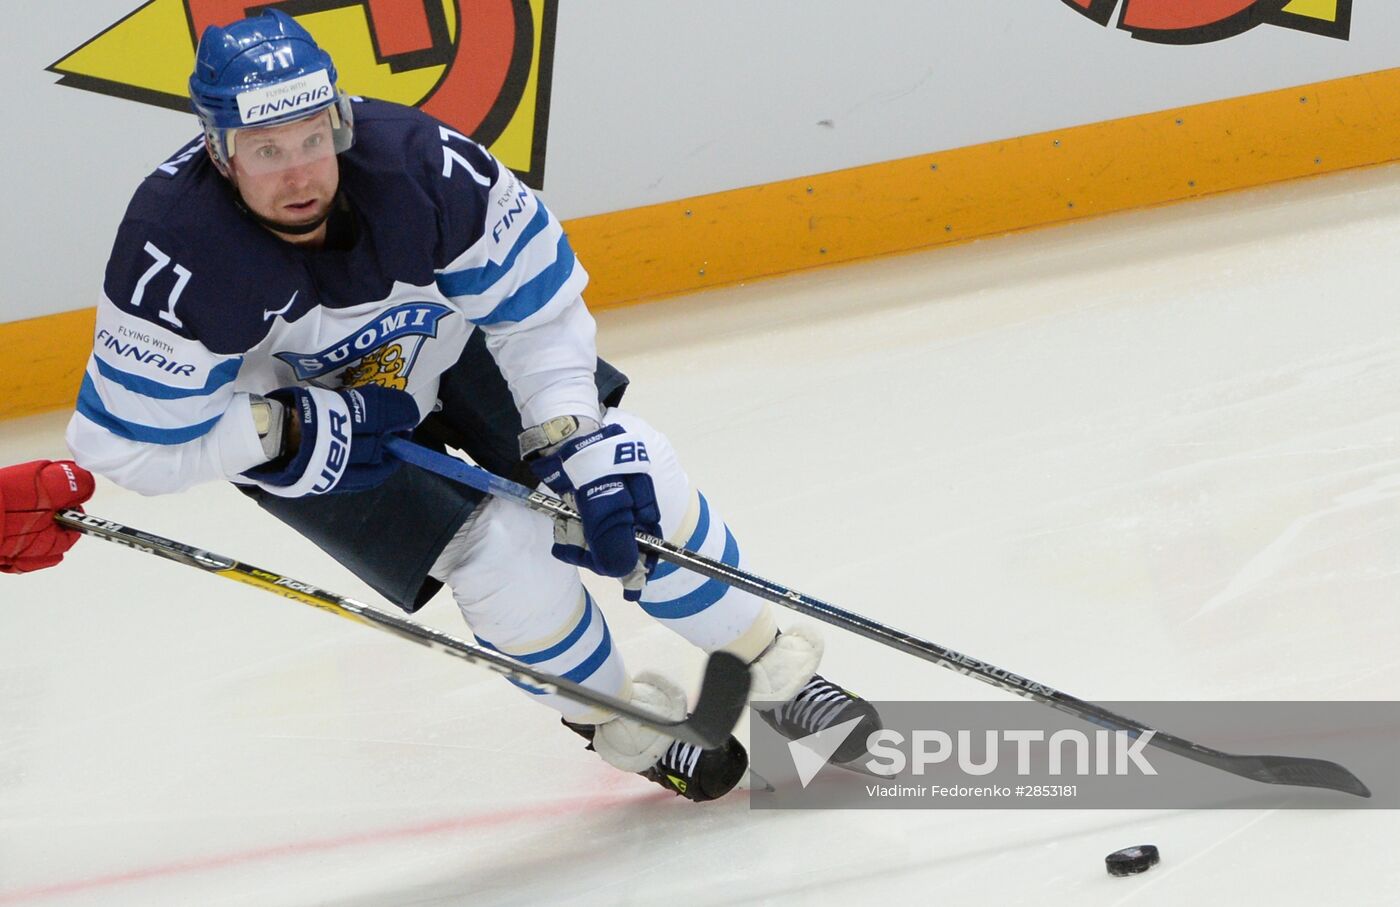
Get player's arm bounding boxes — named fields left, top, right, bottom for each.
left=431, top=131, right=600, bottom=429
left=431, top=134, right=659, bottom=585
left=65, top=220, right=280, bottom=496
left=67, top=302, right=417, bottom=500
left=69, top=216, right=419, bottom=498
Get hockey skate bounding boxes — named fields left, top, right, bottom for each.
left=748, top=627, right=884, bottom=770
left=564, top=720, right=748, bottom=802
left=756, top=674, right=883, bottom=767
left=563, top=671, right=749, bottom=802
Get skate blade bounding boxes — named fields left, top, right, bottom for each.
left=742, top=768, right=776, bottom=792
left=742, top=761, right=889, bottom=790
left=829, top=758, right=897, bottom=779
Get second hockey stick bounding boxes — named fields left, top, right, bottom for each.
left=386, top=438, right=1371, bottom=798
left=54, top=509, right=749, bottom=749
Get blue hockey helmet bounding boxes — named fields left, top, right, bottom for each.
left=189, top=9, right=354, bottom=172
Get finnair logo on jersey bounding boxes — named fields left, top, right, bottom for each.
left=97, top=329, right=196, bottom=377
left=275, top=303, right=451, bottom=381
left=238, top=71, right=333, bottom=125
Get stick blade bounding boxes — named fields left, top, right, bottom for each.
left=1246, top=755, right=1371, bottom=798
left=685, top=651, right=751, bottom=749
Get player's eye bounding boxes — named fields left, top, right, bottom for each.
left=254, top=145, right=280, bottom=160
left=305, top=132, right=325, bottom=149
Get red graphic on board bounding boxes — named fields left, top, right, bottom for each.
left=189, top=1, right=436, bottom=58
left=186, top=0, right=521, bottom=145
left=1058, top=0, right=1353, bottom=43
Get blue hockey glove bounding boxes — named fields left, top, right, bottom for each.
left=525, top=418, right=661, bottom=598
left=243, top=384, right=420, bottom=497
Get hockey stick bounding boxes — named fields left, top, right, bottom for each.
left=53, top=510, right=748, bottom=749
left=386, top=438, right=1372, bottom=798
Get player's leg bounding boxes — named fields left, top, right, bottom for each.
left=427, top=495, right=748, bottom=800
left=241, top=452, right=484, bottom=613
left=605, top=408, right=883, bottom=765
left=246, top=462, right=746, bottom=801
left=420, top=338, right=748, bottom=800
left=429, top=495, right=623, bottom=722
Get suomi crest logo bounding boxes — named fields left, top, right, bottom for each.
left=1059, top=0, right=1353, bottom=43
left=274, top=302, right=452, bottom=388
left=48, top=1, right=557, bottom=187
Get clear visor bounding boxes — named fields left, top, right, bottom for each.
left=226, top=106, right=352, bottom=176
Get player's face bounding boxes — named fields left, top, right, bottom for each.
left=228, top=111, right=341, bottom=242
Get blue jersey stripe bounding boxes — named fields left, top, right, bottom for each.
left=472, top=634, right=547, bottom=695
left=651, top=492, right=712, bottom=582
left=503, top=676, right=549, bottom=696
left=482, top=593, right=596, bottom=666
left=435, top=205, right=551, bottom=299
left=493, top=623, right=614, bottom=693
left=559, top=625, right=614, bottom=684
left=94, top=355, right=241, bottom=400
left=77, top=375, right=221, bottom=445
left=641, top=528, right=741, bottom=620
left=468, top=235, right=577, bottom=327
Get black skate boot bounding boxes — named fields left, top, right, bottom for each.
left=756, top=674, right=883, bottom=766
left=564, top=720, right=749, bottom=802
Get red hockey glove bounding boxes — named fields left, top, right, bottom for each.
left=0, top=460, right=95, bottom=574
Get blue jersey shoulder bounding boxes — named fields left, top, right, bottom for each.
left=106, top=142, right=281, bottom=354
left=103, top=99, right=502, bottom=356
left=338, top=98, right=500, bottom=265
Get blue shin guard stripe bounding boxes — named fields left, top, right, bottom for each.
left=472, top=593, right=594, bottom=665
left=504, top=676, right=549, bottom=695
left=502, top=625, right=613, bottom=695
left=514, top=594, right=597, bottom=666
left=503, top=623, right=614, bottom=694
left=650, top=492, right=711, bottom=582
left=640, top=528, right=739, bottom=620
left=481, top=596, right=613, bottom=694
left=560, top=624, right=614, bottom=684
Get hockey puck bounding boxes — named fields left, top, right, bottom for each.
left=1105, top=844, right=1159, bottom=877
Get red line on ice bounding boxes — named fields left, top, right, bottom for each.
left=0, top=791, right=665, bottom=904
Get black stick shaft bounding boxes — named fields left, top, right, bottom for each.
left=386, top=439, right=1370, bottom=797
left=636, top=537, right=1369, bottom=795
left=54, top=510, right=747, bottom=749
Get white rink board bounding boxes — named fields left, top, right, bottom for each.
left=2, top=161, right=1398, bottom=905
left=5, top=1, right=1400, bottom=322
left=548, top=0, right=1400, bottom=216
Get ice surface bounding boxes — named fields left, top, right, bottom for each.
left=3, top=164, right=1398, bottom=906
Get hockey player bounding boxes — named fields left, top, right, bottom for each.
left=0, top=460, right=94, bottom=574
left=65, top=10, right=880, bottom=800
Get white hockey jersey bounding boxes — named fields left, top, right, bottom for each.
left=67, top=99, right=601, bottom=496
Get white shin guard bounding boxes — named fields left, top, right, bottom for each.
left=748, top=624, right=824, bottom=706
left=592, top=673, right=688, bottom=772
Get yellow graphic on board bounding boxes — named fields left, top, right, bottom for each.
left=49, top=0, right=557, bottom=186
left=1281, top=0, right=1341, bottom=20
